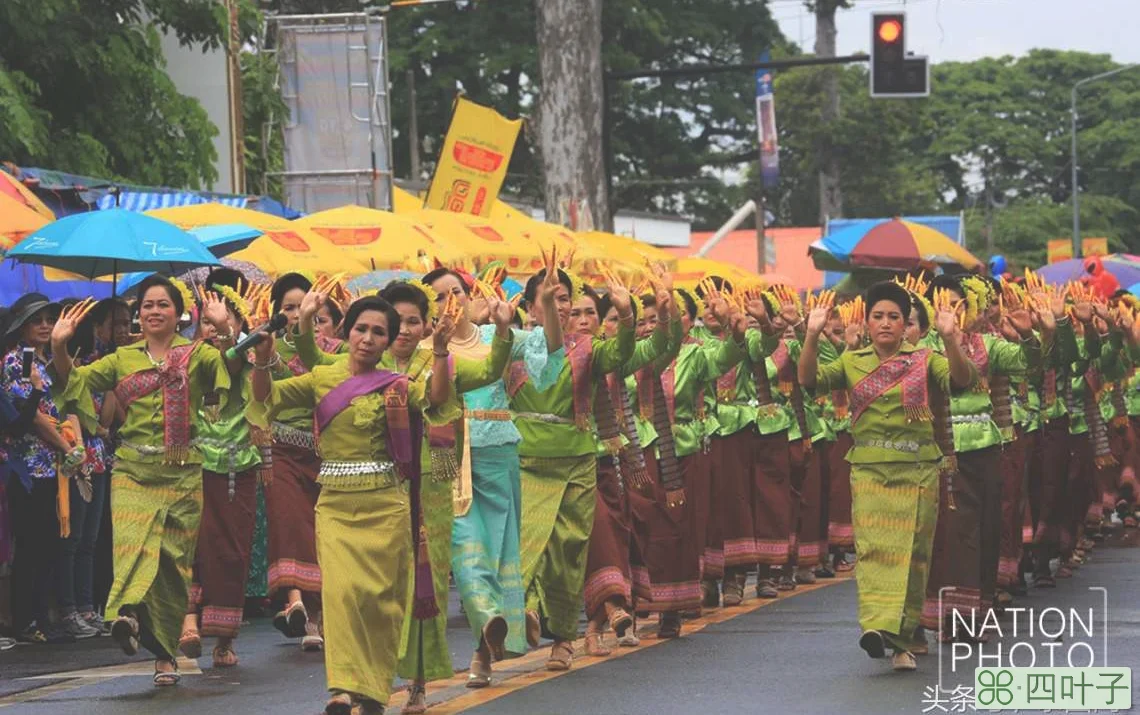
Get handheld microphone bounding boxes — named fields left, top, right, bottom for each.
left=225, top=313, right=289, bottom=360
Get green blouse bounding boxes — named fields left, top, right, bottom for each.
left=248, top=361, right=461, bottom=490
left=59, top=336, right=230, bottom=465
left=511, top=325, right=635, bottom=459
left=197, top=363, right=261, bottom=475
left=814, top=343, right=964, bottom=465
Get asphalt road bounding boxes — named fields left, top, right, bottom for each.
left=2, top=529, right=1137, bottom=715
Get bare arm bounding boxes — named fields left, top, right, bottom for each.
left=798, top=307, right=829, bottom=391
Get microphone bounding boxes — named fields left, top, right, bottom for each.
left=225, top=313, right=289, bottom=360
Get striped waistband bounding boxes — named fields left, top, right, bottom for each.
left=950, top=413, right=993, bottom=425
left=515, top=412, right=574, bottom=425
left=272, top=422, right=315, bottom=451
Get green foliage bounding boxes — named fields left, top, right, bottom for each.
left=0, top=0, right=226, bottom=188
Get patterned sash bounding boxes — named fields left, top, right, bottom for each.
left=990, top=373, right=1014, bottom=441
left=1083, top=367, right=1116, bottom=468
left=831, top=388, right=849, bottom=419
left=114, top=343, right=197, bottom=464
left=608, top=373, right=652, bottom=490
left=314, top=334, right=344, bottom=354
left=593, top=380, right=626, bottom=495
left=1043, top=368, right=1058, bottom=410
left=286, top=353, right=307, bottom=377
left=963, top=333, right=990, bottom=392
left=1110, top=381, right=1129, bottom=428
left=314, top=370, right=438, bottom=619
left=771, top=340, right=795, bottom=396
left=849, top=349, right=932, bottom=425
left=716, top=365, right=738, bottom=403
left=931, top=382, right=958, bottom=509
left=650, top=368, right=685, bottom=507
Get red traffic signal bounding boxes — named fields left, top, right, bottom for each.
left=877, top=19, right=902, bottom=44
left=870, top=12, right=928, bottom=98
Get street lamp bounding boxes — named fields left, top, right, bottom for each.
left=1071, top=64, right=1139, bottom=257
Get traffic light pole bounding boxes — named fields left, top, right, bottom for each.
left=1070, top=64, right=1139, bottom=258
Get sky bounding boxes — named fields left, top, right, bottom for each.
left=771, top=0, right=1140, bottom=65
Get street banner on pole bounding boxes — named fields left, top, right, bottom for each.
left=755, top=52, right=780, bottom=189
left=424, top=96, right=522, bottom=217
left=1047, top=237, right=1109, bottom=263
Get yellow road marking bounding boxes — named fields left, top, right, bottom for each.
left=390, top=574, right=852, bottom=714
left=0, top=657, right=202, bottom=708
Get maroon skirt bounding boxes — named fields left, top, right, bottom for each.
left=826, top=432, right=854, bottom=549
left=751, top=431, right=792, bottom=566
left=997, top=433, right=1027, bottom=589
left=712, top=431, right=759, bottom=570
left=1031, top=419, right=1070, bottom=549
left=791, top=440, right=825, bottom=568
left=189, top=469, right=258, bottom=637
left=583, top=457, right=633, bottom=620
left=628, top=448, right=701, bottom=613
left=265, top=442, right=322, bottom=604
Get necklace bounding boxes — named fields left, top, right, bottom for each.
left=450, top=323, right=481, bottom=350
left=145, top=346, right=166, bottom=368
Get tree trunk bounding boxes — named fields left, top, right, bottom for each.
left=815, top=0, right=843, bottom=225
left=535, top=0, right=609, bottom=231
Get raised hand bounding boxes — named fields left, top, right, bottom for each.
left=805, top=306, right=830, bottom=337
left=200, top=291, right=230, bottom=332
left=299, top=287, right=327, bottom=325
left=844, top=322, right=864, bottom=350
left=601, top=264, right=633, bottom=318
left=538, top=245, right=562, bottom=307
left=489, top=293, right=514, bottom=330
left=434, top=294, right=462, bottom=352
left=51, top=298, right=95, bottom=351
left=773, top=285, right=802, bottom=326
left=998, top=316, right=1021, bottom=343
left=1007, top=307, right=1034, bottom=338
left=934, top=306, right=960, bottom=339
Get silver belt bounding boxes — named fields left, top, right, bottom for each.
left=855, top=438, right=920, bottom=454
left=319, top=460, right=395, bottom=478
left=272, top=422, right=315, bottom=451
left=121, top=440, right=189, bottom=457
left=515, top=412, right=574, bottom=425
left=950, top=413, right=993, bottom=425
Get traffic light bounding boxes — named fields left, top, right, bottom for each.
left=870, top=12, right=929, bottom=98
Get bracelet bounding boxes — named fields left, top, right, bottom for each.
left=215, top=332, right=235, bottom=342
left=433, top=350, right=450, bottom=358
left=254, top=354, right=281, bottom=371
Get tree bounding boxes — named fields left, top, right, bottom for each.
left=806, top=0, right=853, bottom=225
left=0, top=0, right=232, bottom=188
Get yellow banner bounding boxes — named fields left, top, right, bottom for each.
left=1047, top=238, right=1109, bottom=263
left=424, top=97, right=522, bottom=217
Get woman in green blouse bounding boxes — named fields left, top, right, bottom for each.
left=249, top=295, right=458, bottom=715
left=798, top=281, right=975, bottom=672
left=51, top=275, right=237, bottom=686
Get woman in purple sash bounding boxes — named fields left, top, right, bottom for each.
left=249, top=295, right=460, bottom=715
left=798, top=281, right=976, bottom=672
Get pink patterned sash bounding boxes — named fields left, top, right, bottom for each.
left=114, top=343, right=198, bottom=464
left=849, top=349, right=932, bottom=425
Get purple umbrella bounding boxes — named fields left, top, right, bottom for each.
left=1036, top=255, right=1140, bottom=287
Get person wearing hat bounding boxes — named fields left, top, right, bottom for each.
left=798, top=281, right=975, bottom=672
left=2, top=293, right=92, bottom=643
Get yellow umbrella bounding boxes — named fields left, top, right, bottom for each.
left=411, top=210, right=547, bottom=275
left=577, top=231, right=678, bottom=271
left=295, top=205, right=471, bottom=272
left=146, top=204, right=367, bottom=278
left=673, top=257, right=786, bottom=290
left=392, top=185, right=424, bottom=214
left=0, top=172, right=55, bottom=220
left=0, top=193, right=50, bottom=250
left=487, top=200, right=614, bottom=272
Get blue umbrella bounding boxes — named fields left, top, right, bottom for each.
left=113, top=224, right=262, bottom=294
left=6, top=208, right=220, bottom=278
left=1, top=225, right=260, bottom=304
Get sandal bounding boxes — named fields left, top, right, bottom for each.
left=482, top=615, right=508, bottom=662
left=607, top=607, right=633, bottom=639
left=178, top=629, right=202, bottom=659
left=110, top=615, right=140, bottom=656
left=274, top=599, right=308, bottom=639
left=153, top=660, right=181, bottom=687
left=584, top=622, right=611, bottom=657
left=466, top=652, right=492, bottom=689
left=402, top=683, right=426, bottom=714
left=212, top=644, right=239, bottom=668
left=302, top=619, right=324, bottom=652
left=656, top=612, right=681, bottom=639
left=324, top=692, right=354, bottom=715
left=545, top=639, right=573, bottom=671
